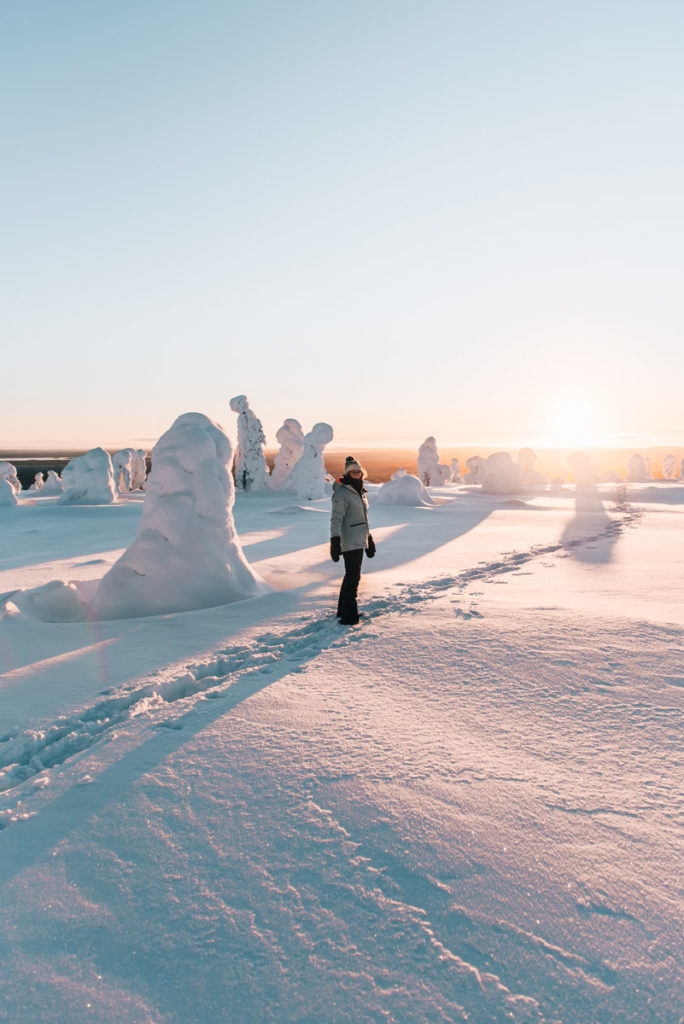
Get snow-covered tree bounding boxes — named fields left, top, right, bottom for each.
left=626, top=453, right=649, bottom=482
left=450, top=458, right=462, bottom=483
left=481, top=452, right=522, bottom=493
left=417, top=437, right=442, bottom=486
left=0, top=462, right=21, bottom=494
left=517, top=447, right=548, bottom=485
left=568, top=451, right=599, bottom=486
left=464, top=456, right=486, bottom=484
left=28, top=472, right=44, bottom=491
left=294, top=422, right=334, bottom=500
left=269, top=418, right=305, bottom=491
left=92, top=412, right=268, bottom=619
left=59, top=448, right=117, bottom=504
left=40, top=470, right=64, bottom=496
left=112, top=448, right=147, bottom=492
left=662, top=454, right=678, bottom=480
left=0, top=478, right=18, bottom=506
left=229, top=394, right=269, bottom=492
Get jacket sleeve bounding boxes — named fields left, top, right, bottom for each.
left=330, top=487, right=345, bottom=538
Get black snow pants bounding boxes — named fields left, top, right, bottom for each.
left=337, top=548, right=364, bottom=624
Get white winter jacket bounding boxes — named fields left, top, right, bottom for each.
left=330, top=479, right=370, bottom=552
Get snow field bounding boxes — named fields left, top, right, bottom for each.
left=0, top=481, right=682, bottom=1022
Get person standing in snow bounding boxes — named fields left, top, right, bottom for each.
left=330, top=456, right=376, bottom=625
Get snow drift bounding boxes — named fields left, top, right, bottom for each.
left=91, top=413, right=269, bottom=619
left=375, top=473, right=435, bottom=506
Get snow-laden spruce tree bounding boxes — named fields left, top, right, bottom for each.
left=518, top=447, right=549, bottom=485
left=112, top=448, right=147, bottom=492
left=293, top=422, right=333, bottom=500
left=0, top=462, right=21, bottom=494
left=270, top=418, right=305, bottom=491
left=59, top=448, right=117, bottom=504
left=481, top=452, right=522, bottom=493
left=662, top=454, right=678, bottom=480
left=0, top=479, right=18, bottom=506
left=568, top=451, right=599, bottom=486
left=40, top=470, right=64, bottom=496
left=92, top=412, right=268, bottom=619
left=464, top=455, right=486, bottom=484
left=417, top=437, right=440, bottom=486
left=626, top=453, right=649, bottom=482
left=229, top=394, right=269, bottom=491
left=450, top=458, right=462, bottom=483
left=28, top=472, right=44, bottom=491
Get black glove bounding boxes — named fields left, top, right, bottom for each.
left=366, top=533, right=376, bottom=558
left=330, top=536, right=342, bottom=562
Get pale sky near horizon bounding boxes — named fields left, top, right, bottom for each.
left=3, top=1, right=683, bottom=452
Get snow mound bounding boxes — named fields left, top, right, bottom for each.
left=481, top=452, right=522, bottom=494
left=91, top=412, right=269, bottom=619
left=59, top=448, right=118, bottom=504
left=7, top=580, right=91, bottom=622
left=375, top=473, right=435, bottom=506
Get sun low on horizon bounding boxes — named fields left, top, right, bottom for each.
left=544, top=396, right=599, bottom=449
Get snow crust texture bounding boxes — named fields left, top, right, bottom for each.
left=92, top=412, right=268, bottom=618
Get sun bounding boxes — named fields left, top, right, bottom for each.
left=547, top=396, right=597, bottom=448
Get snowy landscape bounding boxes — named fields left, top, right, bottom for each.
left=1, top=413, right=682, bottom=1024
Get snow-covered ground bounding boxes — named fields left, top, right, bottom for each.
left=0, top=482, right=682, bottom=1023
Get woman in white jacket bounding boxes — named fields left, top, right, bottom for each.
left=330, top=456, right=376, bottom=625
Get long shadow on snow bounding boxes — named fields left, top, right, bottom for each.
left=0, top=585, right=379, bottom=885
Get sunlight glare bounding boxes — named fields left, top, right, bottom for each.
left=547, top=396, right=597, bottom=448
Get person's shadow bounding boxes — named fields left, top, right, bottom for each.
left=561, top=454, right=618, bottom=564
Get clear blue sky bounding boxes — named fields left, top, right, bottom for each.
left=3, top=1, right=683, bottom=451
